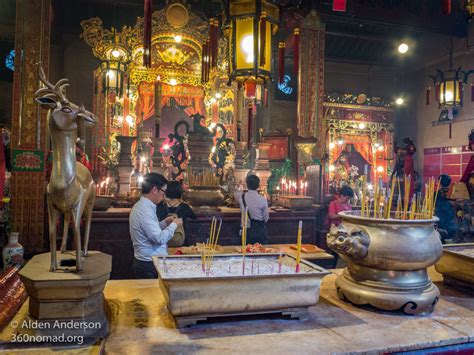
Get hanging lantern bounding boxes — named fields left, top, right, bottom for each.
left=430, top=43, right=473, bottom=110
left=466, top=0, right=474, bottom=22
left=101, top=60, right=126, bottom=97
left=433, top=68, right=466, bottom=108
left=228, top=0, right=279, bottom=81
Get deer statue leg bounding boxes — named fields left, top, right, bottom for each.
left=82, top=192, right=95, bottom=257
left=71, top=208, right=83, bottom=272
left=60, top=212, right=70, bottom=253
left=47, top=198, right=60, bottom=272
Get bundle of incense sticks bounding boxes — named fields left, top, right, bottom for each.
left=358, top=175, right=440, bottom=221
left=187, top=167, right=220, bottom=187
left=201, top=216, right=222, bottom=274
left=241, top=207, right=248, bottom=275
left=295, top=220, right=303, bottom=273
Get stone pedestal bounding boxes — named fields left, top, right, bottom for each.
left=234, top=141, right=248, bottom=169
left=116, top=136, right=135, bottom=195
left=251, top=143, right=272, bottom=191
left=18, top=251, right=111, bottom=338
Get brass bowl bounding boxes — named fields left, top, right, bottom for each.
left=93, top=195, right=113, bottom=211
left=184, top=186, right=224, bottom=207
left=327, top=212, right=442, bottom=314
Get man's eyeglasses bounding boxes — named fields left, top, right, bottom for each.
left=157, top=186, right=166, bottom=194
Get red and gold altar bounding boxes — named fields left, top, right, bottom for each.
left=323, top=93, right=394, bottom=193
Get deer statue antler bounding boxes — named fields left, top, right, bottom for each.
left=36, top=62, right=69, bottom=103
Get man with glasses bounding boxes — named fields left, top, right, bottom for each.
left=130, top=173, right=183, bottom=278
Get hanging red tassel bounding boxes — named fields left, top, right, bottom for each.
left=459, top=81, right=463, bottom=106
left=206, top=36, right=211, bottom=82
left=247, top=101, right=253, bottom=147
left=201, top=40, right=206, bottom=83
left=333, top=0, right=347, bottom=12
left=208, top=19, right=214, bottom=68
left=442, top=0, right=452, bottom=15
left=435, top=83, right=440, bottom=102
left=143, top=0, right=152, bottom=68
left=201, top=40, right=207, bottom=83
left=278, top=42, right=285, bottom=84
left=259, top=12, right=267, bottom=66
left=293, top=28, right=300, bottom=76
left=209, top=19, right=218, bottom=68
left=426, top=87, right=431, bottom=105
left=213, top=19, right=219, bottom=68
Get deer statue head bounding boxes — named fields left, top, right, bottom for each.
left=35, top=65, right=97, bottom=132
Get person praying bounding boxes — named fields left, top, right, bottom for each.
left=326, top=185, right=354, bottom=228
left=129, top=173, right=183, bottom=279
left=235, top=175, right=269, bottom=244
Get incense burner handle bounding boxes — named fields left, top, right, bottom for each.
left=326, top=224, right=370, bottom=261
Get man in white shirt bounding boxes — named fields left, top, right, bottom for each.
left=130, top=173, right=183, bottom=278
left=234, top=175, right=269, bottom=244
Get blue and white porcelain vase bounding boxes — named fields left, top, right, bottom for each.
left=2, top=232, right=24, bottom=271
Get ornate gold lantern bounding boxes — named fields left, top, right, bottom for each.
left=101, top=60, right=126, bottom=97
left=228, top=0, right=279, bottom=81
left=81, top=20, right=133, bottom=97
left=430, top=45, right=472, bottom=110
left=436, top=68, right=464, bottom=108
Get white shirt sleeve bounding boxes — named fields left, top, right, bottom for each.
left=142, top=209, right=177, bottom=245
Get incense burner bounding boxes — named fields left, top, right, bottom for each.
left=274, top=195, right=313, bottom=210
left=153, top=254, right=329, bottom=327
left=327, top=212, right=442, bottom=315
left=435, top=243, right=474, bottom=291
left=184, top=186, right=224, bottom=208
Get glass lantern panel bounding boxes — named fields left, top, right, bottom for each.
left=258, top=21, right=272, bottom=72
left=235, top=18, right=255, bottom=70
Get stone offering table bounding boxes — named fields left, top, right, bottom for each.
left=3, top=267, right=474, bottom=353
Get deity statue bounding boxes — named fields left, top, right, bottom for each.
left=391, top=137, right=421, bottom=197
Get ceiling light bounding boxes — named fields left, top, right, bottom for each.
left=174, top=35, right=182, bottom=43
left=358, top=123, right=366, bottom=129
left=398, top=43, right=409, bottom=54
left=337, top=139, right=344, bottom=145
left=395, top=97, right=404, bottom=105
left=169, top=78, right=177, bottom=86
left=329, top=142, right=335, bottom=149
left=215, top=92, right=222, bottom=99
left=111, top=49, right=121, bottom=58
left=329, top=165, right=335, bottom=172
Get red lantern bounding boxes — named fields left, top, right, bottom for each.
left=244, top=78, right=257, bottom=99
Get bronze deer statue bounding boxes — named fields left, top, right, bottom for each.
left=35, top=65, right=97, bottom=272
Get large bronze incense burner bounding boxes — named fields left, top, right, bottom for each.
left=327, top=212, right=442, bottom=315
